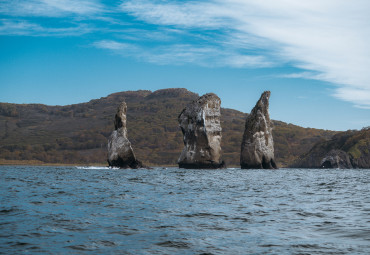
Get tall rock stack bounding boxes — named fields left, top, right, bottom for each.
left=178, top=93, right=225, bottom=169
left=107, top=102, right=142, bottom=168
left=240, top=91, right=277, bottom=169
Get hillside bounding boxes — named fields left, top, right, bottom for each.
left=0, top=88, right=337, bottom=167
left=291, top=128, right=370, bottom=168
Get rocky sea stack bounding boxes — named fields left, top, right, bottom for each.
left=240, top=91, right=277, bottom=169
left=178, top=93, right=225, bottom=169
left=107, top=102, right=142, bottom=168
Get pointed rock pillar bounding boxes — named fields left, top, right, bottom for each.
left=240, top=91, right=277, bottom=169
left=178, top=93, right=225, bottom=169
left=107, top=102, right=142, bottom=168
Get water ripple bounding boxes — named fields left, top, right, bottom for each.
left=1, top=166, right=370, bottom=254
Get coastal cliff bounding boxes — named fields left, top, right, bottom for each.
left=178, top=93, right=225, bottom=169
left=240, top=91, right=277, bottom=169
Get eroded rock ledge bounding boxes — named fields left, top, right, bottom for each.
left=107, top=102, right=142, bottom=168
left=178, top=93, right=225, bottom=169
left=240, top=91, right=277, bottom=169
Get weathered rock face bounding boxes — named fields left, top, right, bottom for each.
left=240, top=91, right=277, bottom=169
left=320, top=149, right=353, bottom=169
left=178, top=93, right=225, bottom=169
left=107, top=102, right=142, bottom=168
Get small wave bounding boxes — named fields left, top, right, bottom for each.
left=76, top=166, right=113, bottom=170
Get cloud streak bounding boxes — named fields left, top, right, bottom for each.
left=0, top=19, right=92, bottom=36
left=0, top=0, right=103, bottom=17
left=93, top=39, right=273, bottom=68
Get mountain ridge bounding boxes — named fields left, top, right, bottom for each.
left=0, top=88, right=338, bottom=167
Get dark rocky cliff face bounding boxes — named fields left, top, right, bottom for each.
left=178, top=93, right=225, bottom=169
left=320, top=150, right=353, bottom=168
left=292, top=128, right=370, bottom=169
left=107, top=102, right=142, bottom=168
left=240, top=91, right=277, bottom=169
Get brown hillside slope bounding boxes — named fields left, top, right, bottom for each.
left=0, top=88, right=337, bottom=167
left=291, top=128, right=370, bottom=168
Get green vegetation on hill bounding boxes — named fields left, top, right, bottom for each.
left=0, top=88, right=337, bottom=167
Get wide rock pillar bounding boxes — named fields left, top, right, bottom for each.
left=178, top=93, right=225, bottom=169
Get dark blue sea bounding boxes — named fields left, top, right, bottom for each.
left=1, top=166, right=370, bottom=254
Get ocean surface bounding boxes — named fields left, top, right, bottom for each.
left=1, top=166, right=370, bottom=254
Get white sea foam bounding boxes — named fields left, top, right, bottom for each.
left=76, top=166, right=114, bottom=170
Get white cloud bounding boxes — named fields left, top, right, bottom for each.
left=93, top=40, right=137, bottom=51
left=93, top=39, right=272, bottom=68
left=0, top=0, right=102, bottom=17
left=0, top=0, right=103, bottom=36
left=121, top=1, right=229, bottom=29
left=334, top=87, right=370, bottom=109
left=226, top=55, right=273, bottom=68
left=120, top=0, right=370, bottom=109
left=279, top=72, right=324, bottom=80
left=0, top=19, right=92, bottom=36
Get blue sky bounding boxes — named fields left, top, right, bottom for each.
left=0, top=0, right=370, bottom=131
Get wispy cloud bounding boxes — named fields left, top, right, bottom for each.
left=93, top=39, right=272, bottom=68
left=121, top=1, right=230, bottom=29
left=93, top=40, right=137, bottom=51
left=0, top=0, right=104, bottom=36
left=0, top=0, right=103, bottom=17
left=119, top=0, right=370, bottom=109
left=0, top=19, right=92, bottom=36
left=279, top=72, right=324, bottom=80
left=334, top=87, right=370, bottom=109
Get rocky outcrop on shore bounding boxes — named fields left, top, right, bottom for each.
left=107, top=102, right=142, bottom=168
left=178, top=93, right=225, bottom=169
left=240, top=91, right=277, bottom=169
left=291, top=128, right=370, bottom=169
left=320, top=149, right=353, bottom=168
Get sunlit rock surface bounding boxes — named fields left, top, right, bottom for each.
left=107, top=102, right=142, bottom=168
left=178, top=93, right=225, bottom=169
left=240, top=91, right=277, bottom=169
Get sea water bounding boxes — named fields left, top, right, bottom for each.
left=1, top=166, right=369, bottom=254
